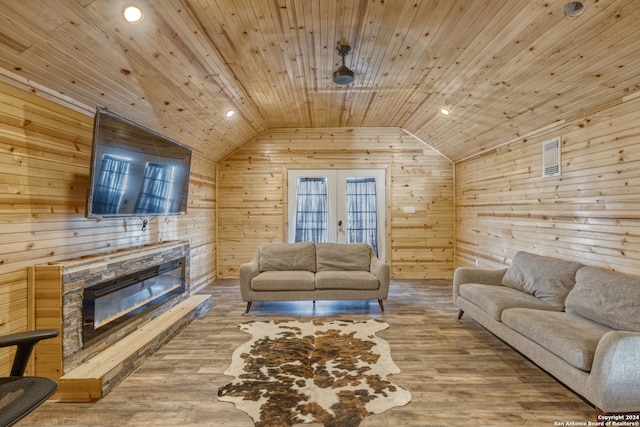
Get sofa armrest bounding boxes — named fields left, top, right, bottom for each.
left=370, top=255, right=390, bottom=297
left=453, top=267, right=508, bottom=304
left=239, top=255, right=260, bottom=301
left=585, top=331, right=640, bottom=413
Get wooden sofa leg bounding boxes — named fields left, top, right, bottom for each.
left=457, top=309, right=464, bottom=319
left=378, top=300, right=385, bottom=311
left=245, top=302, right=252, bottom=313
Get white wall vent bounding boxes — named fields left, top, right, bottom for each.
left=542, top=136, right=561, bottom=178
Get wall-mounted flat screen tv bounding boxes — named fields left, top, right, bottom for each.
left=86, top=108, right=191, bottom=219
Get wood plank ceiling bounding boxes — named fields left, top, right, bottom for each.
left=0, top=0, right=638, bottom=162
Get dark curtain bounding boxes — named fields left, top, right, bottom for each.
left=346, top=177, right=378, bottom=255
left=294, top=177, right=328, bottom=243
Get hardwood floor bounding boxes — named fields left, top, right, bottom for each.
left=21, top=280, right=595, bottom=426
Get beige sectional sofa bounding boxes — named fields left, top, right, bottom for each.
left=453, top=251, right=640, bottom=414
left=239, top=242, right=390, bottom=313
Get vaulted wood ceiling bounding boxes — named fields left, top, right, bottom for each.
left=1, top=0, right=638, bottom=162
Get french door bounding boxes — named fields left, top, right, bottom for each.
left=287, top=169, right=386, bottom=261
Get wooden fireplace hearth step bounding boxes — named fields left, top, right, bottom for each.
left=55, top=294, right=210, bottom=402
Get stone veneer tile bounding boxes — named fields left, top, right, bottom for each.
left=46, top=241, right=191, bottom=372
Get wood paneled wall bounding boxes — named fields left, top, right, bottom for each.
left=217, top=128, right=454, bottom=279
left=456, top=94, right=640, bottom=276
left=0, top=81, right=216, bottom=375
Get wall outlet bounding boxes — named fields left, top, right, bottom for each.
left=474, top=258, right=479, bottom=267
left=403, top=206, right=416, bottom=214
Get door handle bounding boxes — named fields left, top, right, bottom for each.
left=338, top=220, right=344, bottom=233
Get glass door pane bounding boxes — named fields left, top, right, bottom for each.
left=345, top=177, right=378, bottom=256
left=294, top=177, right=328, bottom=243
left=336, top=169, right=385, bottom=260
left=288, top=170, right=336, bottom=244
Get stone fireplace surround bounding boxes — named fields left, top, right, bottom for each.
left=30, top=240, right=210, bottom=401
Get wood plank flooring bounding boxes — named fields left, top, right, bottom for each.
left=20, top=280, right=595, bottom=426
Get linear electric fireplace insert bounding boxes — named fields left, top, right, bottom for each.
left=83, top=257, right=186, bottom=346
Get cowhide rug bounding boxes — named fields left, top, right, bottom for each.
left=217, top=319, right=411, bottom=427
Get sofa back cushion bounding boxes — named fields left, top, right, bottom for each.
left=501, top=251, right=583, bottom=310
left=316, top=243, right=371, bottom=271
left=259, top=242, right=316, bottom=272
left=565, top=266, right=640, bottom=332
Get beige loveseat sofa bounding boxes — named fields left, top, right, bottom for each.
left=453, top=251, right=640, bottom=414
left=239, top=242, right=390, bottom=313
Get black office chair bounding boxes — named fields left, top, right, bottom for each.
left=0, top=329, right=59, bottom=427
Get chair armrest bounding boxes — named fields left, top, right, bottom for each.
left=0, top=329, right=58, bottom=376
left=453, top=267, right=507, bottom=304
left=585, top=331, right=640, bottom=413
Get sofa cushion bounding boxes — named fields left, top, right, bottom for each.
left=458, top=283, right=558, bottom=321
left=251, top=271, right=316, bottom=291
left=259, top=242, right=316, bottom=272
left=315, top=271, right=379, bottom=290
left=502, top=308, right=614, bottom=371
left=501, top=251, right=583, bottom=310
left=565, top=266, right=640, bottom=332
left=316, top=243, right=371, bottom=272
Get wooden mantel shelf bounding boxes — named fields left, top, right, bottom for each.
left=56, top=294, right=210, bottom=402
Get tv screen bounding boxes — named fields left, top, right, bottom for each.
left=86, top=108, right=191, bottom=219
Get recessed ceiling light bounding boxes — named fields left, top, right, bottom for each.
left=123, top=6, right=143, bottom=23
left=440, top=108, right=450, bottom=116
left=564, top=2, right=584, bottom=17
left=225, top=110, right=235, bottom=118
